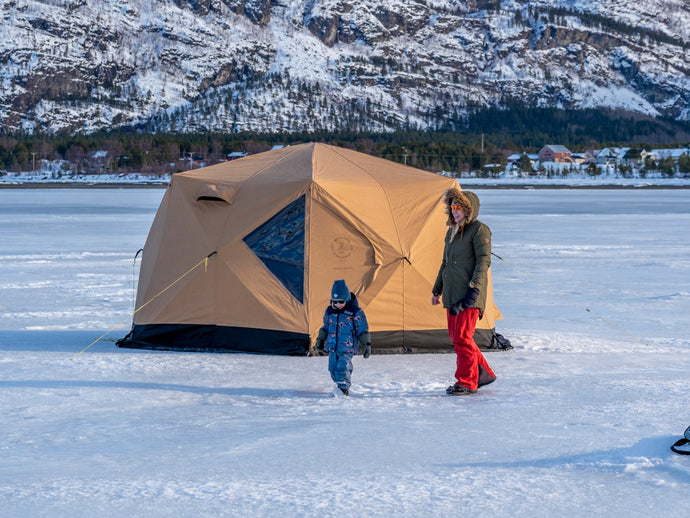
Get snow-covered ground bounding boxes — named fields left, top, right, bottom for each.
left=1, top=187, right=689, bottom=517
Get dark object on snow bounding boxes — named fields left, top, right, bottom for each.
left=446, top=384, right=477, bottom=395
left=483, top=331, right=513, bottom=351
left=670, top=425, right=690, bottom=455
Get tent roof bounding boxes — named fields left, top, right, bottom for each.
left=176, top=142, right=448, bottom=186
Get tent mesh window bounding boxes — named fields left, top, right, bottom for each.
left=243, top=195, right=305, bottom=303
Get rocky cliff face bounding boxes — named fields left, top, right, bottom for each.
left=1, top=0, right=688, bottom=135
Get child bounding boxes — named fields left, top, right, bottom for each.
left=313, top=279, right=371, bottom=396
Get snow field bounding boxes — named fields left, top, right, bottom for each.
left=1, top=187, right=689, bottom=517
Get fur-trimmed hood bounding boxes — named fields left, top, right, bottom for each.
left=443, top=187, right=480, bottom=226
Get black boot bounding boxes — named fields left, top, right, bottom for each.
left=478, top=364, right=497, bottom=388
left=446, top=384, right=477, bottom=395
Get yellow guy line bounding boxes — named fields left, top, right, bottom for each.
left=71, top=251, right=217, bottom=360
left=491, top=252, right=649, bottom=346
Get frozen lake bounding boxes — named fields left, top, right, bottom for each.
left=2, top=187, right=688, bottom=343
left=1, top=187, right=689, bottom=517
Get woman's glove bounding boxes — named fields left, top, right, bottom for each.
left=462, top=287, right=480, bottom=309
left=448, top=300, right=463, bottom=316
left=449, top=287, right=480, bottom=316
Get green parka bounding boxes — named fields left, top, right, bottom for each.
left=432, top=188, right=491, bottom=316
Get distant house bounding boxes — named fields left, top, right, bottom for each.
left=90, top=150, right=109, bottom=174
left=507, top=153, right=539, bottom=164
left=539, top=145, right=572, bottom=163
left=620, top=148, right=648, bottom=166
left=596, top=147, right=620, bottom=166
left=226, top=151, right=248, bottom=161
left=570, top=152, right=594, bottom=165
left=649, top=148, right=690, bottom=162
left=507, top=153, right=522, bottom=163
left=179, top=154, right=208, bottom=170
left=593, top=147, right=649, bottom=167
left=506, top=152, right=539, bottom=174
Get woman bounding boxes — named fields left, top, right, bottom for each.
left=432, top=187, right=496, bottom=395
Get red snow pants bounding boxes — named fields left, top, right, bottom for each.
left=447, top=307, right=495, bottom=391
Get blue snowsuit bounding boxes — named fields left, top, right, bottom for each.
left=321, top=293, right=369, bottom=392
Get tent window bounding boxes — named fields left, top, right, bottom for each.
left=243, top=195, right=305, bottom=304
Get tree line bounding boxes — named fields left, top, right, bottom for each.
left=1, top=106, right=688, bottom=176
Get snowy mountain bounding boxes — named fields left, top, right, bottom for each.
left=1, top=0, right=689, bottom=135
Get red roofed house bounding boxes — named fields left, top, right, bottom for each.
left=539, top=145, right=572, bottom=163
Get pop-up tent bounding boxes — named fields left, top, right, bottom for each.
left=117, top=143, right=503, bottom=355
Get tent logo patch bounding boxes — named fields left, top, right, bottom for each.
left=331, top=237, right=353, bottom=258
left=243, top=195, right=305, bottom=303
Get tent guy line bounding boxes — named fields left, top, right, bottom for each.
left=70, top=250, right=218, bottom=360
left=132, top=248, right=143, bottom=312
left=490, top=251, right=649, bottom=346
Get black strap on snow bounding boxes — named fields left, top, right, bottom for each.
left=670, top=438, right=690, bottom=455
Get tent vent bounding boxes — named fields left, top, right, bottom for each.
left=196, top=185, right=237, bottom=204
left=197, top=195, right=228, bottom=203
left=243, top=195, right=305, bottom=303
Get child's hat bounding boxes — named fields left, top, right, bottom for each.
left=331, top=279, right=351, bottom=302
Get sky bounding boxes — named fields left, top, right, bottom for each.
left=0, top=186, right=689, bottom=517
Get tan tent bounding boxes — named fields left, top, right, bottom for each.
left=117, top=143, right=502, bottom=355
